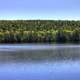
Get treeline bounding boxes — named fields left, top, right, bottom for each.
left=0, top=20, right=80, bottom=31
left=0, top=20, right=80, bottom=43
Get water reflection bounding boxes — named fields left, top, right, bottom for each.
left=0, top=61, right=80, bottom=80
left=0, top=44, right=80, bottom=62
left=0, top=44, right=80, bottom=80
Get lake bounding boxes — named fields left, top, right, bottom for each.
left=0, top=44, right=80, bottom=80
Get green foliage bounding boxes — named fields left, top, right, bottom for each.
left=0, top=20, right=79, bottom=43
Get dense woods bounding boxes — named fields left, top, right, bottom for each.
left=0, top=20, right=80, bottom=43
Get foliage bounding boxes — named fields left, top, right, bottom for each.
left=0, top=20, right=79, bottom=43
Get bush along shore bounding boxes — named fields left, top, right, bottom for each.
left=0, top=20, right=80, bottom=43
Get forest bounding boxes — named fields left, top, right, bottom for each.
left=0, top=20, right=80, bottom=43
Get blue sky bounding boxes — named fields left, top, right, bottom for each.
left=0, top=0, right=80, bottom=20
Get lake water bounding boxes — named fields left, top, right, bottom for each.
left=0, top=44, right=80, bottom=80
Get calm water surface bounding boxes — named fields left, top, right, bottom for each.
left=0, top=44, right=80, bottom=80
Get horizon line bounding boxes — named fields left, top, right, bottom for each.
left=0, top=19, right=80, bottom=21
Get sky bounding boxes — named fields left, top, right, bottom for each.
left=0, top=0, right=80, bottom=20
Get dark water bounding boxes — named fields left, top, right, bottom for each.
left=0, top=44, right=80, bottom=80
